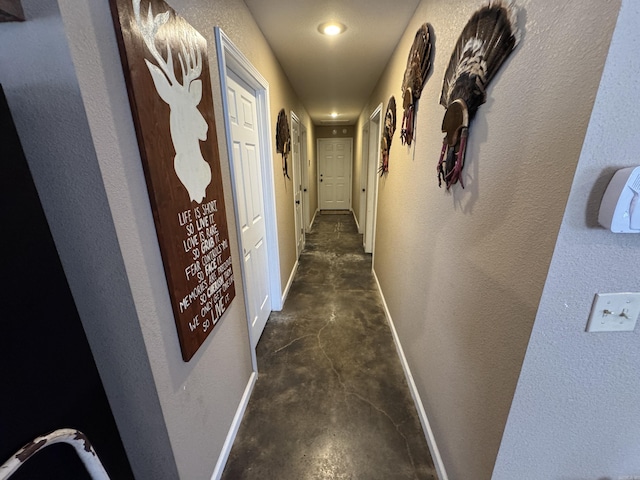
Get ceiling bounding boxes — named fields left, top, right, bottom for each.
left=243, top=0, right=421, bottom=125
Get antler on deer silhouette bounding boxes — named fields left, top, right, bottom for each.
left=132, top=0, right=211, bottom=204
left=133, top=1, right=170, bottom=74
left=178, top=41, right=202, bottom=88
left=133, top=0, right=202, bottom=100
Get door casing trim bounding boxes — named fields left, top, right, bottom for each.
left=364, top=104, right=382, bottom=256
left=290, top=110, right=305, bottom=258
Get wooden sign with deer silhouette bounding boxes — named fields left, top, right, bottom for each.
left=110, top=0, right=235, bottom=361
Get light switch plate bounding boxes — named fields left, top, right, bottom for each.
left=586, top=292, right=640, bottom=332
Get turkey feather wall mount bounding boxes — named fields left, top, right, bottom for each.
left=275, top=108, right=291, bottom=179
left=437, top=0, right=520, bottom=189
left=379, top=96, right=396, bottom=175
left=400, top=23, right=432, bottom=146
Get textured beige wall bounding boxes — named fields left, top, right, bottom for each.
left=351, top=124, right=364, bottom=228
left=494, top=0, right=640, bottom=477
left=356, top=0, right=620, bottom=478
left=315, top=124, right=355, bottom=138
left=55, top=0, right=312, bottom=478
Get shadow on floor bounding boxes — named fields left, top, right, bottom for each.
left=222, top=213, right=436, bottom=480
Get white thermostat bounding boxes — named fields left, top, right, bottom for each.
left=598, top=166, right=640, bottom=233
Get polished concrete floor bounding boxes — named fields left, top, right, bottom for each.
left=221, top=213, right=436, bottom=480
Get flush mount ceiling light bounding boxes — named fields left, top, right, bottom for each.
left=318, top=22, right=346, bottom=36
left=331, top=112, right=339, bottom=118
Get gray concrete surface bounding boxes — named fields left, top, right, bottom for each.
left=222, top=213, right=436, bottom=479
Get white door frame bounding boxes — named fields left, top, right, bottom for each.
left=364, top=104, right=382, bottom=255
left=215, top=27, right=282, bottom=370
left=290, top=111, right=304, bottom=257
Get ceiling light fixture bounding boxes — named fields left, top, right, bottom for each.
left=331, top=112, right=339, bottom=118
left=318, top=22, right=346, bottom=36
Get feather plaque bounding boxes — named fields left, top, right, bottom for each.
left=400, top=23, right=432, bottom=146
left=437, top=0, right=520, bottom=189
left=275, top=108, right=291, bottom=179
left=379, top=96, right=396, bottom=175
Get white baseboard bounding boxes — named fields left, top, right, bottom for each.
left=281, top=260, right=298, bottom=307
left=351, top=208, right=361, bottom=232
left=211, top=371, right=257, bottom=480
left=310, top=208, right=318, bottom=229
left=372, top=269, right=449, bottom=480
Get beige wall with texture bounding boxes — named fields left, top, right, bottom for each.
left=355, top=0, right=620, bottom=478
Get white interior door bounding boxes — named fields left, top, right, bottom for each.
left=364, top=106, right=382, bottom=254
left=300, top=125, right=310, bottom=232
left=359, top=124, right=369, bottom=235
left=291, top=113, right=304, bottom=257
left=318, top=138, right=352, bottom=210
left=226, top=73, right=271, bottom=349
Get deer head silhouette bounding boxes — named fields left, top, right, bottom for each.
left=133, top=0, right=212, bottom=203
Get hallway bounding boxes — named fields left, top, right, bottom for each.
left=222, top=213, right=436, bottom=479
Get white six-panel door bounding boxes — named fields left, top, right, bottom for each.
left=318, top=138, right=352, bottom=210
left=226, top=74, right=271, bottom=349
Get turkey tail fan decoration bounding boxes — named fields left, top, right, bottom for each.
left=275, top=108, right=291, bottom=179
left=379, top=96, right=396, bottom=176
left=400, top=23, right=432, bottom=146
left=437, top=0, right=520, bottom=190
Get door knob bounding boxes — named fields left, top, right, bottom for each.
left=295, top=200, right=300, bottom=205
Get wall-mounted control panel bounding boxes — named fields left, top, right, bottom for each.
left=599, top=166, right=640, bottom=233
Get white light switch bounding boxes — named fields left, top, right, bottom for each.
left=586, top=292, right=640, bottom=332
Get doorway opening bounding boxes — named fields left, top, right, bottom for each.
left=291, top=111, right=305, bottom=258
left=364, top=104, right=382, bottom=255
left=317, top=137, right=353, bottom=211
left=300, top=125, right=311, bottom=232
left=358, top=123, right=369, bottom=235
left=215, top=27, right=283, bottom=367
